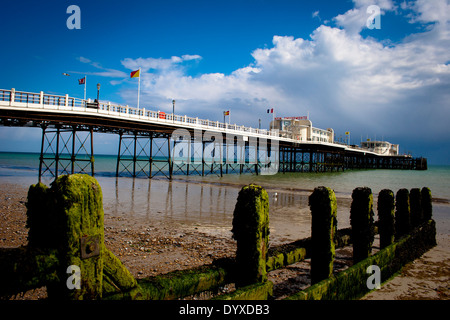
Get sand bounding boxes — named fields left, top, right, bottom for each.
left=0, top=179, right=448, bottom=300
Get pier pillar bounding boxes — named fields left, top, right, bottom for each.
left=309, top=186, right=337, bottom=284
left=350, top=187, right=375, bottom=263
left=38, top=124, right=94, bottom=180
left=232, top=184, right=269, bottom=287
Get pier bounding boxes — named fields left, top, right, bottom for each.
left=0, top=88, right=427, bottom=180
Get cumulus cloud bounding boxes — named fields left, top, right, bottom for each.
left=115, top=1, right=450, bottom=159
left=404, top=0, right=450, bottom=24
left=333, top=0, right=396, bottom=35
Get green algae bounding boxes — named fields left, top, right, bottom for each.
left=309, top=186, right=337, bottom=284
left=26, top=174, right=105, bottom=299
left=232, top=184, right=269, bottom=287
left=214, top=281, right=273, bottom=300
left=286, top=219, right=437, bottom=300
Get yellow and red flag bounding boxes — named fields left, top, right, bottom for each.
left=130, top=69, right=140, bottom=78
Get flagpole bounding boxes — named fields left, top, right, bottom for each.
left=84, top=75, right=86, bottom=101
left=137, top=67, right=141, bottom=109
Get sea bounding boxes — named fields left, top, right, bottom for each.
left=1, top=151, right=449, bottom=244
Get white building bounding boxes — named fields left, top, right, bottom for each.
left=270, top=117, right=334, bottom=143
left=360, top=140, right=399, bottom=156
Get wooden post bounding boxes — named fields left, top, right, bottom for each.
left=410, top=188, right=423, bottom=228
left=26, top=174, right=105, bottom=299
left=231, top=184, right=269, bottom=287
left=377, top=189, right=395, bottom=249
left=421, top=187, right=432, bottom=222
left=350, top=187, right=374, bottom=263
left=309, top=186, right=337, bottom=284
left=395, top=188, right=411, bottom=240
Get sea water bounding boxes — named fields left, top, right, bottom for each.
left=0, top=151, right=449, bottom=243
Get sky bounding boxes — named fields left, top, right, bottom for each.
left=0, top=0, right=449, bottom=164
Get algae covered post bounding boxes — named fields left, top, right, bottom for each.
left=231, top=184, right=270, bottom=287
left=410, top=188, right=423, bottom=228
left=377, top=189, right=395, bottom=249
left=27, top=174, right=105, bottom=299
left=308, top=186, right=337, bottom=284
left=350, top=187, right=374, bottom=263
left=395, top=188, right=411, bottom=240
left=421, top=187, right=432, bottom=222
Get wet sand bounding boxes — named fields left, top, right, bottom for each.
left=0, top=176, right=449, bottom=300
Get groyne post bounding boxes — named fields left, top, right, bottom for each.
left=308, top=186, right=337, bottom=284
left=410, top=188, right=423, bottom=228
left=377, top=189, right=395, bottom=249
left=421, top=187, right=432, bottom=221
left=26, top=174, right=105, bottom=299
left=231, top=184, right=270, bottom=287
left=350, top=187, right=375, bottom=263
left=395, top=189, right=411, bottom=240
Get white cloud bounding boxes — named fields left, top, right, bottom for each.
left=333, top=0, right=396, bottom=35
left=409, top=0, right=450, bottom=24
left=312, top=10, right=321, bottom=21
left=121, top=55, right=202, bottom=73
left=76, top=56, right=128, bottom=79
left=116, top=1, right=449, bottom=151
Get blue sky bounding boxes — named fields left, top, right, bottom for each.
left=0, top=0, right=449, bottom=164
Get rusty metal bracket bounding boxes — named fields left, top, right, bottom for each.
left=80, top=235, right=100, bottom=259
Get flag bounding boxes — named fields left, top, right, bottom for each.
left=267, top=108, right=273, bottom=113
left=78, top=77, right=85, bottom=85
left=223, top=111, right=230, bottom=116
left=130, top=69, right=140, bottom=78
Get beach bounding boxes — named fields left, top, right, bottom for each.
left=1, top=170, right=449, bottom=300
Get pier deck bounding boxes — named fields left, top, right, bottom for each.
left=0, top=88, right=426, bottom=180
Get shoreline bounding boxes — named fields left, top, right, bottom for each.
left=1, top=177, right=449, bottom=300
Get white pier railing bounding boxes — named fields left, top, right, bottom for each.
left=0, top=88, right=400, bottom=157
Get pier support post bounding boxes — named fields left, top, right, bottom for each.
left=38, top=124, right=95, bottom=180
left=232, top=184, right=269, bottom=287
left=377, top=189, right=395, bottom=249
left=350, top=187, right=374, bottom=263
left=309, top=186, right=337, bottom=284
left=27, top=174, right=105, bottom=299
left=395, top=189, right=411, bottom=240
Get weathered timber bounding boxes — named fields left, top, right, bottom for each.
left=308, top=186, right=337, bottom=284
left=231, top=184, right=270, bottom=287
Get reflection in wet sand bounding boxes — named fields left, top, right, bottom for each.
left=98, top=176, right=353, bottom=245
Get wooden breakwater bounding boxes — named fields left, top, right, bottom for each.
left=0, top=174, right=436, bottom=300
